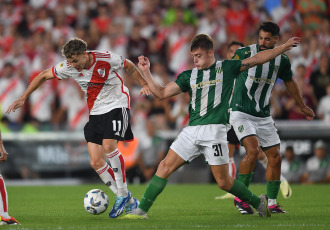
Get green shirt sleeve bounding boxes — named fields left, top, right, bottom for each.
left=175, top=71, right=190, bottom=92
left=223, top=60, right=242, bottom=77
left=278, top=54, right=293, bottom=81
left=231, top=47, right=247, bottom=60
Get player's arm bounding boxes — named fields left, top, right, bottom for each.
left=124, top=59, right=151, bottom=96
left=0, top=129, right=8, bottom=161
left=6, top=68, right=55, bottom=114
left=240, top=37, right=300, bottom=72
left=284, top=79, right=315, bottom=120
left=137, top=56, right=182, bottom=100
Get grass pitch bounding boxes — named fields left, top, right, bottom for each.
left=6, top=183, right=330, bottom=230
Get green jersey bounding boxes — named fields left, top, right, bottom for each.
left=175, top=60, right=241, bottom=126
left=230, top=44, right=293, bottom=117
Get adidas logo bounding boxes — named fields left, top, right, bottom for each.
left=78, top=73, right=84, bottom=77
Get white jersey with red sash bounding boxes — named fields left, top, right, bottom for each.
left=52, top=50, right=129, bottom=115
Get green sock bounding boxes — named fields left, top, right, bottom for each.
left=267, top=180, right=281, bottom=199
left=139, top=175, right=168, bottom=213
left=238, top=172, right=254, bottom=188
left=229, top=179, right=261, bottom=209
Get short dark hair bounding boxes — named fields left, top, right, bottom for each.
left=285, top=146, right=294, bottom=152
left=61, top=37, right=87, bottom=58
left=259, top=22, right=280, bottom=37
left=190, top=34, right=213, bottom=52
left=227, top=41, right=244, bottom=49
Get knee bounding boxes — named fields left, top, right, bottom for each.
left=90, top=158, right=105, bottom=170
left=268, top=153, right=282, bottom=167
left=245, top=146, right=261, bottom=161
left=217, top=177, right=233, bottom=191
left=103, top=144, right=116, bottom=153
left=156, top=160, right=172, bottom=178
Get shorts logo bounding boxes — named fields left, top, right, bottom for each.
left=238, top=125, right=244, bottom=133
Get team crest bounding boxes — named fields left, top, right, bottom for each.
left=60, top=63, right=64, bottom=67
left=97, top=68, right=106, bottom=78
left=238, top=125, right=244, bottom=133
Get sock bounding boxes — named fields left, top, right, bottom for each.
left=267, top=180, right=281, bottom=205
left=139, top=175, right=168, bottom=213
left=0, top=175, right=10, bottom=219
left=106, top=149, right=128, bottom=197
left=280, top=174, right=287, bottom=182
left=228, top=179, right=260, bottom=209
left=259, top=157, right=268, bottom=169
left=229, top=157, right=236, bottom=178
left=96, top=163, right=118, bottom=196
left=238, top=172, right=254, bottom=188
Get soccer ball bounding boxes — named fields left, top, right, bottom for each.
left=84, top=189, right=109, bottom=215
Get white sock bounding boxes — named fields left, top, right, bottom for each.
left=268, top=198, right=277, bottom=207
left=96, top=163, right=118, bottom=196
left=259, top=157, right=268, bottom=169
left=229, top=157, right=236, bottom=178
left=0, top=175, right=10, bottom=219
left=106, top=149, right=128, bottom=197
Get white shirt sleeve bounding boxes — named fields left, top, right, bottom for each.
left=108, top=51, right=125, bottom=71
left=52, top=61, right=72, bottom=80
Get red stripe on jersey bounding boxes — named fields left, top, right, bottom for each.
left=51, top=66, right=59, bottom=79
left=123, top=58, right=127, bottom=67
left=86, top=61, right=110, bottom=111
left=114, top=71, right=130, bottom=109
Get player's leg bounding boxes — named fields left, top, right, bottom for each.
left=215, top=127, right=238, bottom=199
left=87, top=142, right=118, bottom=195
left=210, top=165, right=270, bottom=217
left=0, top=175, right=19, bottom=225
left=258, top=117, right=287, bottom=213
left=125, top=148, right=186, bottom=219
left=257, top=151, right=292, bottom=199
left=125, top=126, right=199, bottom=219
left=264, top=145, right=287, bottom=213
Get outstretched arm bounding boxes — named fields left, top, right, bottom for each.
left=6, top=68, right=54, bottom=114
left=138, top=56, right=182, bottom=100
left=284, top=79, right=315, bottom=120
left=240, top=37, right=300, bottom=72
left=124, top=59, right=151, bottom=96
left=0, top=130, right=8, bottom=161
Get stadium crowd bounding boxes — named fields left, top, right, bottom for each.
left=0, top=0, right=329, bottom=182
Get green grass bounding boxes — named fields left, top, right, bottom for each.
left=5, top=184, right=330, bottom=230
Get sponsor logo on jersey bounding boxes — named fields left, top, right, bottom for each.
left=245, top=51, right=251, bottom=54
left=192, top=79, right=221, bottom=89
left=249, top=76, right=275, bottom=84
left=238, top=125, right=244, bottom=133
left=78, top=73, right=84, bottom=77
left=97, top=68, right=106, bottom=78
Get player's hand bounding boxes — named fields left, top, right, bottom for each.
left=0, top=151, right=8, bottom=162
left=301, top=106, right=315, bottom=121
left=137, top=55, right=150, bottom=72
left=139, top=84, right=151, bottom=96
left=6, top=99, right=24, bottom=114
left=285, top=37, right=301, bottom=51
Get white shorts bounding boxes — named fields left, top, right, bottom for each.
left=229, top=111, right=280, bottom=148
left=170, top=124, right=229, bottom=165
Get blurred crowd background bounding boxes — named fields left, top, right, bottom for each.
left=0, top=0, right=330, bottom=183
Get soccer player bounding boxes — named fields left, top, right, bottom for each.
left=0, top=129, right=20, bottom=225
left=216, top=41, right=292, bottom=201
left=229, top=22, right=314, bottom=214
left=6, top=38, right=151, bottom=218
left=124, top=33, right=301, bottom=219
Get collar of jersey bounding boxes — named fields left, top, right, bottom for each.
left=198, top=61, right=217, bottom=71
